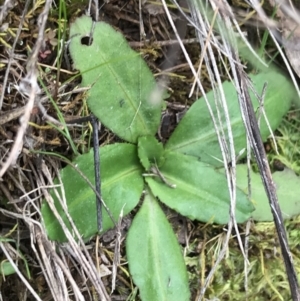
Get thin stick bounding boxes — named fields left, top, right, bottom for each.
left=237, top=69, right=300, bottom=301
left=91, top=114, right=102, bottom=231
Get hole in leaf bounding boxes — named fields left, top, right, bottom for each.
left=81, top=36, right=93, bottom=46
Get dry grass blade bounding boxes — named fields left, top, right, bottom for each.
left=0, top=0, right=30, bottom=111
left=1, top=0, right=110, bottom=298
left=251, top=0, right=300, bottom=98
left=165, top=0, right=248, bottom=297
left=39, top=160, right=110, bottom=300
left=34, top=226, right=85, bottom=301
left=111, top=207, right=124, bottom=293
left=242, top=2, right=300, bottom=299
left=0, top=241, right=42, bottom=301
left=236, top=62, right=300, bottom=301
left=270, top=0, right=300, bottom=80
left=170, top=0, right=300, bottom=300
left=0, top=0, right=16, bottom=25
left=185, top=2, right=247, bottom=299
left=1, top=0, right=300, bottom=300
left=0, top=0, right=52, bottom=178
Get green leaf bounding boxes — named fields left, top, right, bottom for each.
left=42, top=143, right=144, bottom=242
left=166, top=71, right=295, bottom=166
left=69, top=16, right=163, bottom=143
left=137, top=135, right=165, bottom=170
left=126, top=190, right=190, bottom=301
left=234, top=165, right=300, bottom=221
left=0, top=261, right=15, bottom=276
left=146, top=151, right=254, bottom=224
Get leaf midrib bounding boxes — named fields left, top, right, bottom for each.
left=71, top=166, right=142, bottom=209
left=166, top=110, right=245, bottom=153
